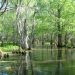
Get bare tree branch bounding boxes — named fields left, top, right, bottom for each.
left=0, top=0, right=7, bottom=10
left=0, top=0, right=8, bottom=16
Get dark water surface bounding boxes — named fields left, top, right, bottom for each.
left=0, top=49, right=75, bottom=75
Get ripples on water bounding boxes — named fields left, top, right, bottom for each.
left=0, top=49, right=75, bottom=75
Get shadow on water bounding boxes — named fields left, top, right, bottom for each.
left=0, top=48, right=75, bottom=75
left=55, top=61, right=63, bottom=75
left=55, top=48, right=63, bottom=75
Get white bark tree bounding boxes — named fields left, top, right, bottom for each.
left=16, top=0, right=37, bottom=49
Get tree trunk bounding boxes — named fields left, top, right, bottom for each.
left=57, top=7, right=62, bottom=60
left=55, top=4, right=63, bottom=75
left=31, top=17, right=35, bottom=48
left=16, top=3, right=30, bottom=50
left=50, top=34, right=53, bottom=56
left=65, top=33, right=68, bottom=58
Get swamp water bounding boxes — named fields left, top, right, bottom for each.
left=0, top=49, right=75, bottom=75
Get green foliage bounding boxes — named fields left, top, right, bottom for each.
left=0, top=45, right=19, bottom=52
left=0, top=0, right=75, bottom=46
